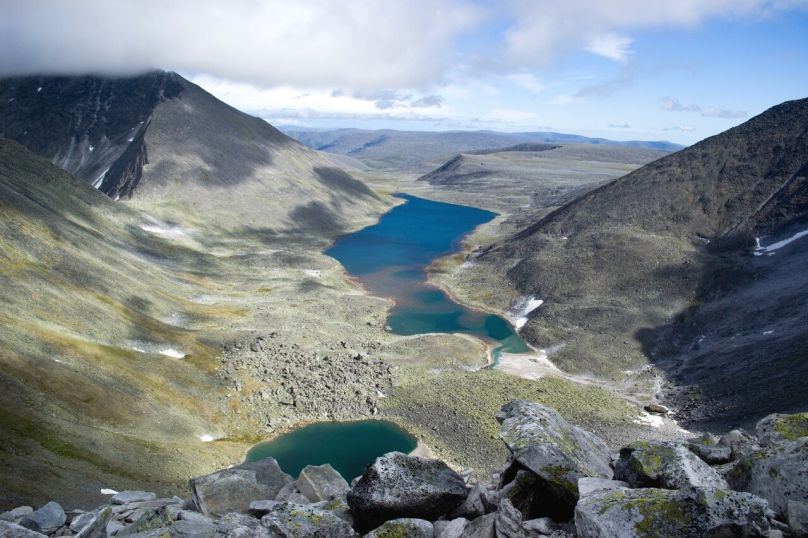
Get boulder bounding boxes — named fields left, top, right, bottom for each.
left=787, top=501, right=808, bottom=537
left=296, top=464, right=350, bottom=502
left=575, top=487, right=770, bottom=538
left=0, top=507, right=33, bottom=524
left=644, top=403, right=670, bottom=415
left=726, top=437, right=808, bottom=518
left=312, top=496, right=353, bottom=524
left=215, top=512, right=271, bottom=538
left=365, top=518, right=433, bottom=537
left=112, top=491, right=158, bottom=505
left=447, top=485, right=487, bottom=519
left=0, top=520, right=47, bottom=537
left=347, top=452, right=468, bottom=533
left=117, top=506, right=172, bottom=536
left=19, top=502, right=66, bottom=535
left=497, top=400, right=612, bottom=520
left=614, top=441, right=728, bottom=489
left=755, top=412, right=808, bottom=446
left=686, top=433, right=732, bottom=465
left=73, top=508, right=111, bottom=538
left=69, top=511, right=97, bottom=533
left=248, top=500, right=279, bottom=518
left=260, top=502, right=357, bottom=537
left=434, top=518, right=468, bottom=538
left=495, top=498, right=526, bottom=538
left=171, top=519, right=217, bottom=537
left=189, top=458, right=293, bottom=517
left=523, top=517, right=559, bottom=535
left=718, top=429, right=760, bottom=461
left=577, top=478, right=630, bottom=498
left=462, top=513, right=496, bottom=538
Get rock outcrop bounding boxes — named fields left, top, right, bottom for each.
left=3, top=401, right=805, bottom=537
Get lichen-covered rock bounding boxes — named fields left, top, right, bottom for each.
left=686, top=433, right=732, bottom=464
left=726, top=437, right=808, bottom=519
left=0, top=506, right=33, bottom=524
left=296, top=464, right=350, bottom=502
left=364, top=518, right=433, bottom=538
left=112, top=491, right=158, bottom=505
left=577, top=478, right=630, bottom=498
left=575, top=487, right=770, bottom=538
left=170, top=519, right=217, bottom=537
left=312, top=496, right=353, bottom=524
left=19, top=502, right=66, bottom=535
left=190, top=457, right=293, bottom=517
left=0, top=520, right=47, bottom=537
left=497, top=400, right=612, bottom=520
left=495, top=498, right=526, bottom=538
left=614, top=441, right=728, bottom=490
left=462, top=513, right=496, bottom=538
left=447, top=485, right=487, bottom=519
left=756, top=412, right=808, bottom=446
left=73, top=507, right=111, bottom=538
left=434, top=518, right=468, bottom=538
left=498, top=470, right=542, bottom=519
left=347, top=452, right=468, bottom=533
left=719, top=429, right=760, bottom=461
left=260, top=502, right=357, bottom=537
left=117, top=506, right=172, bottom=536
left=215, top=512, right=271, bottom=538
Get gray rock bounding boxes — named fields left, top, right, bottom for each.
left=523, top=517, right=558, bottom=535
left=686, top=433, right=732, bottom=464
left=247, top=500, right=279, bottom=517
left=787, top=501, right=808, bottom=537
left=296, top=464, right=350, bottom=502
left=106, top=519, right=125, bottom=536
left=365, top=518, right=433, bottom=537
left=462, top=513, right=496, bottom=538
left=756, top=412, right=808, bottom=446
left=311, top=496, right=353, bottom=524
left=117, top=507, right=172, bottom=536
left=73, top=507, right=111, bottom=538
left=171, top=519, right=216, bottom=537
left=498, top=471, right=541, bottom=519
left=719, top=429, right=760, bottom=461
left=260, top=502, right=357, bottom=537
left=448, top=485, right=487, bottom=519
left=614, top=440, right=728, bottom=490
left=727, top=437, right=808, bottom=519
left=495, top=498, right=526, bottom=538
left=189, top=458, right=293, bottom=517
left=0, top=520, right=47, bottom=537
left=69, top=511, right=97, bottom=533
left=497, top=400, right=612, bottom=520
left=435, top=518, right=468, bottom=538
left=176, top=511, right=213, bottom=525
left=644, top=403, right=670, bottom=415
left=215, top=512, right=270, bottom=538
left=111, top=492, right=158, bottom=505
left=0, top=507, right=33, bottom=524
left=575, top=487, right=770, bottom=538
left=347, top=452, right=468, bottom=533
left=19, top=502, right=66, bottom=535
left=577, top=478, right=629, bottom=498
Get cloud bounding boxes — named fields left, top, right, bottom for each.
left=586, top=33, right=633, bottom=62
left=508, top=73, right=545, bottom=94
left=0, top=0, right=481, bottom=89
left=410, top=95, right=443, bottom=108
left=504, top=0, right=807, bottom=66
left=609, top=123, right=631, bottom=128
left=663, top=124, right=696, bottom=132
left=660, top=97, right=748, bottom=118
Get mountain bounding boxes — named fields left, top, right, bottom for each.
left=0, top=72, right=385, bottom=233
left=472, top=98, right=808, bottom=429
left=282, top=127, right=683, bottom=173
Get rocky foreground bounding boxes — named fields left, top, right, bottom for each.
left=2, top=401, right=806, bottom=537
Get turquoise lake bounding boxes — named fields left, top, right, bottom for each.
left=245, top=420, right=417, bottom=479
left=326, top=193, right=529, bottom=357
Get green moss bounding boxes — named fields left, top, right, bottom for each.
left=371, top=520, right=420, bottom=538
left=545, top=465, right=578, bottom=493
left=773, top=413, right=808, bottom=441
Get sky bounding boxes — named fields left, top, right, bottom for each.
left=2, top=0, right=807, bottom=145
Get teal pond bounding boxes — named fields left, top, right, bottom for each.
left=245, top=420, right=417, bottom=480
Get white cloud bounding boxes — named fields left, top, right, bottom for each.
left=489, top=108, right=540, bottom=123
left=609, top=123, right=631, bottom=128
left=508, top=73, right=546, bottom=94
left=0, top=0, right=480, bottom=89
left=660, top=97, right=702, bottom=112
left=663, top=124, right=696, bottom=132
left=702, top=106, right=748, bottom=118
left=586, top=34, right=633, bottom=62
left=660, top=97, right=748, bottom=118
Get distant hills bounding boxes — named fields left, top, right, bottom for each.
left=477, top=97, right=808, bottom=428
left=0, top=72, right=385, bottom=232
left=282, top=127, right=684, bottom=172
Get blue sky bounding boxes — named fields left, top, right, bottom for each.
left=2, top=0, right=807, bottom=145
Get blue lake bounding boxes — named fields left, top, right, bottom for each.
left=326, top=193, right=529, bottom=357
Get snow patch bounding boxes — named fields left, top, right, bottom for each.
left=304, top=269, right=321, bottom=278
left=129, top=340, right=185, bottom=358
left=376, top=390, right=386, bottom=398
left=763, top=330, right=774, bottom=335
left=91, top=167, right=110, bottom=189
left=159, top=348, right=186, bottom=359
left=139, top=222, right=191, bottom=238
left=754, top=228, right=808, bottom=256
left=199, top=435, right=215, bottom=442
left=460, top=260, right=476, bottom=269
left=509, top=295, right=544, bottom=331
left=37, top=87, right=42, bottom=92
left=128, top=138, right=134, bottom=142
left=100, top=488, right=118, bottom=495
left=633, top=412, right=664, bottom=428
left=89, top=145, right=94, bottom=151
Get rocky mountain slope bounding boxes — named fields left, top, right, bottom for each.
left=470, top=98, right=808, bottom=429
left=3, top=401, right=806, bottom=537
left=0, top=72, right=386, bottom=231
left=284, top=127, right=682, bottom=173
